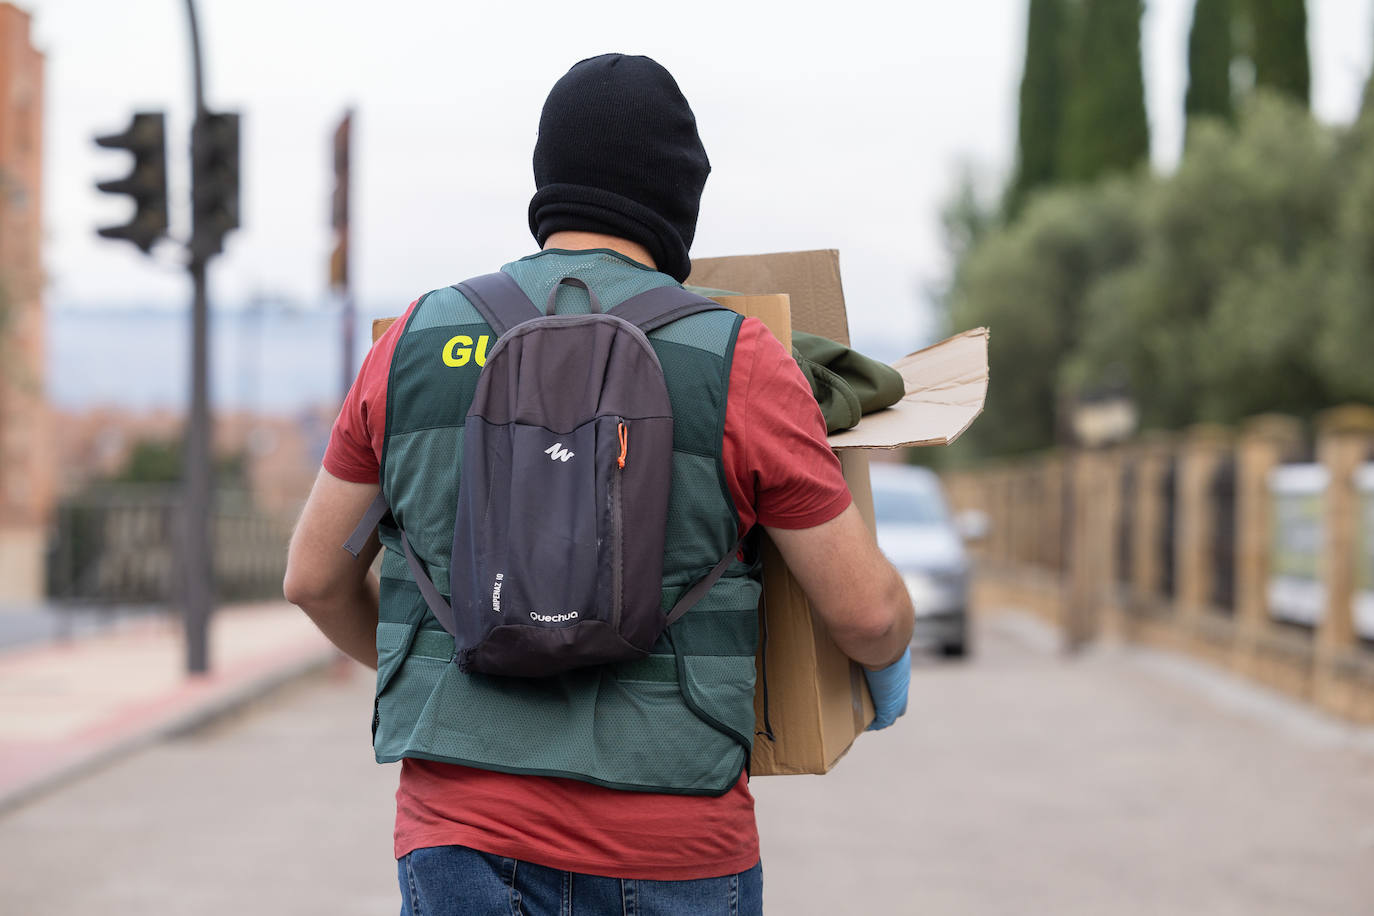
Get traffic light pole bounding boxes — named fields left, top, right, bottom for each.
left=91, top=0, right=230, bottom=674
left=185, top=256, right=212, bottom=674
left=183, top=0, right=212, bottom=674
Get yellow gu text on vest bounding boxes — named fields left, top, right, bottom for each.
left=442, top=335, right=492, bottom=368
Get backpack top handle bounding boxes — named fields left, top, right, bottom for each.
left=544, top=276, right=604, bottom=316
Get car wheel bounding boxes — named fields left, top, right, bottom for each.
left=938, top=639, right=967, bottom=659
left=939, top=616, right=969, bottom=659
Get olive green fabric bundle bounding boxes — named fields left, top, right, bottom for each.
left=790, top=330, right=904, bottom=433
left=684, top=285, right=904, bottom=434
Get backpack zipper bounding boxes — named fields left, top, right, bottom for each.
left=610, top=418, right=626, bottom=630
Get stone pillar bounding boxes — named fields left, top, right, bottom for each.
left=1130, top=433, right=1173, bottom=605
left=1062, top=450, right=1089, bottom=644
left=1103, top=447, right=1128, bottom=587
left=1233, top=415, right=1304, bottom=673
left=1012, top=464, right=1031, bottom=569
left=1063, top=448, right=1119, bottom=648
left=1175, top=425, right=1233, bottom=629
left=1098, top=446, right=1129, bottom=636
left=988, top=467, right=1008, bottom=570
left=1313, top=407, right=1374, bottom=714
left=999, top=466, right=1017, bottom=570
left=944, top=469, right=988, bottom=564
left=1006, top=467, right=1024, bottom=568
left=1042, top=454, right=1065, bottom=574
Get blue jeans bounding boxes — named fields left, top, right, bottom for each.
left=398, top=845, right=763, bottom=915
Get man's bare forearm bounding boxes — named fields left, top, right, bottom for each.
left=295, top=573, right=381, bottom=669
left=283, top=470, right=385, bottom=669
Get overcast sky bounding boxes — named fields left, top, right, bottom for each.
left=17, top=0, right=1374, bottom=350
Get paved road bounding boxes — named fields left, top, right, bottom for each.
left=2, top=615, right=1373, bottom=915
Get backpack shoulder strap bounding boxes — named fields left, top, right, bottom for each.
left=453, top=272, right=541, bottom=335
left=343, top=490, right=392, bottom=557
left=664, top=533, right=748, bottom=627
left=610, top=285, right=727, bottom=335
left=399, top=529, right=458, bottom=637
left=341, top=491, right=459, bottom=637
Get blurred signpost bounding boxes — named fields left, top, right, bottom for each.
left=1356, top=466, right=1374, bottom=640
left=331, top=110, right=354, bottom=400
left=91, top=0, right=240, bottom=674
left=1267, top=464, right=1327, bottom=628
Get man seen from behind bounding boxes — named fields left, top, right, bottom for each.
left=284, top=53, right=916, bottom=915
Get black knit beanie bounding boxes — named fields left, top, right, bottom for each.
left=529, top=54, right=710, bottom=282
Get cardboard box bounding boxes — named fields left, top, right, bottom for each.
left=688, top=250, right=988, bottom=776
left=371, top=250, right=989, bottom=778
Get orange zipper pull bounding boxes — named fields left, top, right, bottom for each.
left=617, top=421, right=628, bottom=469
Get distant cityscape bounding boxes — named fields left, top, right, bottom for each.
left=46, top=303, right=915, bottom=412
left=47, top=303, right=378, bottom=412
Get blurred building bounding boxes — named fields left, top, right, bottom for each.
left=52, top=406, right=330, bottom=519
left=0, top=3, right=51, bottom=603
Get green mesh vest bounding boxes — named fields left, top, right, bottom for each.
left=372, top=250, right=762, bottom=796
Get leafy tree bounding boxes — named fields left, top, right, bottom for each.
left=942, top=91, right=1374, bottom=461
left=1311, top=108, right=1374, bottom=404
left=1185, top=0, right=1234, bottom=137
left=1361, top=14, right=1374, bottom=119
left=947, top=178, right=1144, bottom=456
left=940, top=167, right=999, bottom=270
left=1058, top=0, right=1151, bottom=183
left=1248, top=0, right=1309, bottom=106
left=1007, top=0, right=1068, bottom=217
left=113, top=438, right=249, bottom=488
left=1065, top=93, right=1341, bottom=427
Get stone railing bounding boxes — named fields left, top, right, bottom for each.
left=941, top=406, right=1374, bottom=723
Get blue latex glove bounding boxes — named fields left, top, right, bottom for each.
left=863, top=647, right=911, bottom=731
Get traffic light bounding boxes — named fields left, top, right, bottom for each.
left=192, top=111, right=240, bottom=259
left=94, top=112, right=169, bottom=254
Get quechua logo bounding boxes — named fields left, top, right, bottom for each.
left=544, top=443, right=575, bottom=462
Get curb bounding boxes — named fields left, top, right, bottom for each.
left=0, top=644, right=338, bottom=816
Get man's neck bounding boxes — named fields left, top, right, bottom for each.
left=541, top=231, right=656, bottom=270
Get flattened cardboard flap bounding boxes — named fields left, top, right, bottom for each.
left=827, top=327, right=989, bottom=450
left=691, top=250, right=988, bottom=451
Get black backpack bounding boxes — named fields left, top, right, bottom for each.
left=348, top=272, right=743, bottom=677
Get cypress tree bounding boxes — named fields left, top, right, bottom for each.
left=1058, top=0, right=1151, bottom=183
left=1007, top=0, right=1067, bottom=217
left=1185, top=0, right=1234, bottom=136
left=1361, top=16, right=1374, bottom=118
left=1249, top=0, right=1310, bottom=106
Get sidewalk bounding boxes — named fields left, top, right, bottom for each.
left=0, top=602, right=335, bottom=813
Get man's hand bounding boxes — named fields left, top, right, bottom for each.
left=283, top=470, right=383, bottom=669
left=863, top=647, right=911, bottom=730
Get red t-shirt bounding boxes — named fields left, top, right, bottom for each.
left=325, top=293, right=851, bottom=880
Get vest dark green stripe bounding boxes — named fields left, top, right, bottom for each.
left=371, top=251, right=761, bottom=796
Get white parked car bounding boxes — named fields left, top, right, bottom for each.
left=869, top=463, right=972, bottom=658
